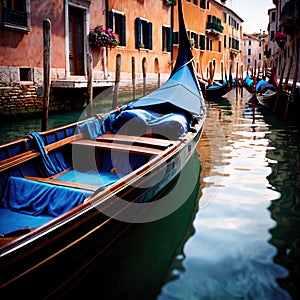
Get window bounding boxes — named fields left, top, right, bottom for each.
left=2, top=0, right=30, bottom=30
left=193, top=0, right=198, bottom=5
left=207, top=1, right=209, bottom=9
left=270, top=31, right=275, bottom=41
left=200, top=0, right=206, bottom=9
left=206, top=37, right=212, bottom=51
left=190, top=31, right=198, bottom=49
left=224, top=35, right=227, bottom=48
left=135, top=18, right=152, bottom=50
left=249, top=40, right=251, bottom=45
left=271, top=11, right=276, bottom=22
left=173, top=31, right=179, bottom=44
left=109, top=11, right=126, bottom=46
left=248, top=58, right=251, bottom=64
left=199, top=34, right=205, bottom=49
left=259, top=53, right=262, bottom=60
left=162, top=26, right=172, bottom=52
left=248, top=48, right=251, bottom=55
left=223, top=12, right=227, bottom=23
left=20, top=68, right=32, bottom=81
left=218, top=41, right=221, bottom=52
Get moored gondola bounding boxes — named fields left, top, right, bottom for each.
left=0, top=0, right=205, bottom=297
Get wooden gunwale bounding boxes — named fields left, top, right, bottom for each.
left=0, top=134, right=83, bottom=173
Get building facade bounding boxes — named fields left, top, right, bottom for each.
left=242, top=32, right=268, bottom=74
left=267, top=0, right=300, bottom=91
left=0, top=0, right=244, bottom=117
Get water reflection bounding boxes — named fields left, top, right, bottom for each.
left=63, top=152, right=202, bottom=299
left=263, top=108, right=300, bottom=299
left=158, top=90, right=291, bottom=300
left=0, top=89, right=299, bottom=299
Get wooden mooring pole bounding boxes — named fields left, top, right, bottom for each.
left=112, top=54, right=121, bottom=110
left=142, top=58, right=147, bottom=96
left=86, top=53, right=93, bottom=118
left=132, top=57, right=136, bottom=100
left=41, top=19, right=51, bottom=132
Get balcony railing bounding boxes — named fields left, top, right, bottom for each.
left=206, top=22, right=223, bottom=38
left=279, top=0, right=298, bottom=34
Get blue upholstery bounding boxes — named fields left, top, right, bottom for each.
left=1, top=176, right=93, bottom=217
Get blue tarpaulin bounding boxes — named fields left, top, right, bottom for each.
left=1, top=176, right=93, bottom=217
left=101, top=109, right=188, bottom=140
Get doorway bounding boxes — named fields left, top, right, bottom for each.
left=69, top=6, right=84, bottom=75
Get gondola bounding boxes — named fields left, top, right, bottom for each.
left=0, top=0, right=205, bottom=297
left=244, top=74, right=278, bottom=111
left=205, top=79, right=229, bottom=98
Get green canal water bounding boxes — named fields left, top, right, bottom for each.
left=0, top=89, right=299, bottom=299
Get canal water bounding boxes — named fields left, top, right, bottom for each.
left=0, top=88, right=299, bottom=299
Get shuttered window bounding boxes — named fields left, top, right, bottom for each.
left=199, top=34, right=205, bottom=50
left=135, top=18, right=152, bottom=50
left=109, top=11, right=126, bottom=47
left=162, top=26, right=173, bottom=52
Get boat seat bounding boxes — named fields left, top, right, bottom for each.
left=1, top=176, right=93, bottom=219
left=72, top=139, right=163, bottom=156
left=96, top=133, right=174, bottom=150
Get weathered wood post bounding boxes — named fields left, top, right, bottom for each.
left=142, top=58, right=147, bottom=96
left=221, top=61, right=224, bottom=82
left=132, top=57, right=136, bottom=99
left=240, top=65, right=244, bottom=97
left=235, top=61, right=239, bottom=95
left=251, top=60, right=257, bottom=116
left=41, top=19, right=51, bottom=132
left=86, top=53, right=93, bottom=117
left=273, top=54, right=287, bottom=112
left=284, top=39, right=299, bottom=119
left=112, top=54, right=121, bottom=110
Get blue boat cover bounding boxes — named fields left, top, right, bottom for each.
left=245, top=76, right=254, bottom=87
left=1, top=176, right=92, bottom=217
left=101, top=109, right=188, bottom=139
left=28, top=132, right=69, bottom=176
left=255, top=79, right=277, bottom=93
left=77, top=118, right=102, bottom=139
left=127, top=65, right=204, bottom=117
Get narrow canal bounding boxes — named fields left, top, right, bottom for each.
left=0, top=88, right=299, bottom=299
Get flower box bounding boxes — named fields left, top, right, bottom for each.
left=88, top=25, right=119, bottom=48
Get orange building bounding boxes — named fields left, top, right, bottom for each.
left=0, top=0, right=243, bottom=117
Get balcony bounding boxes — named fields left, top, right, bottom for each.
left=206, top=22, right=223, bottom=38
left=279, top=0, right=299, bottom=34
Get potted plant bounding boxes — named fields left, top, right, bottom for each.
left=274, top=32, right=286, bottom=49
left=88, top=25, right=119, bottom=48
left=164, top=0, right=176, bottom=6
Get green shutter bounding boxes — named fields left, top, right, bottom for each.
left=121, top=15, right=126, bottom=46
left=108, top=11, right=114, bottom=29
left=167, top=27, right=172, bottom=52
left=135, top=18, right=141, bottom=49
left=147, top=22, right=152, bottom=50
left=173, top=31, right=179, bottom=44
